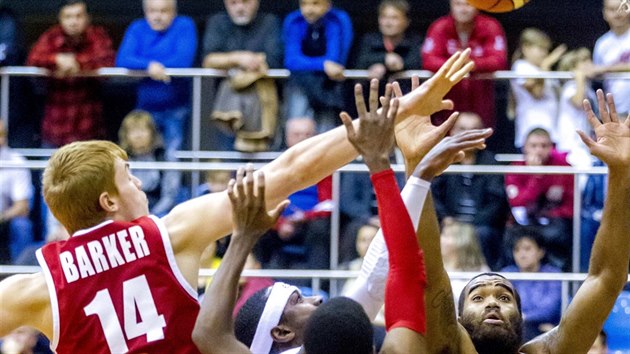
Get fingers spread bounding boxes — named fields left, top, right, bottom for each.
left=596, top=89, right=610, bottom=123
left=392, top=81, right=404, bottom=98
left=582, top=99, right=603, bottom=129
left=255, top=171, right=265, bottom=208
left=411, top=75, right=420, bottom=91
left=340, top=112, right=356, bottom=139
left=439, top=112, right=460, bottom=136
left=606, top=93, right=619, bottom=123
left=369, top=79, right=379, bottom=115
left=354, top=84, right=367, bottom=118
left=577, top=130, right=596, bottom=150
left=451, top=61, right=475, bottom=84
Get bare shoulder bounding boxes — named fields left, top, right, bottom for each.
left=0, top=273, right=52, bottom=337
left=519, top=327, right=558, bottom=354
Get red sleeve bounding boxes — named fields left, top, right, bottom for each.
left=75, top=27, right=115, bottom=70
left=505, top=163, right=546, bottom=207
left=421, top=18, right=451, bottom=72
left=26, top=28, right=59, bottom=69
left=371, top=169, right=426, bottom=335
left=470, top=16, right=507, bottom=72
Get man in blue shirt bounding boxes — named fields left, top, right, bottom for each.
left=116, top=0, right=197, bottom=160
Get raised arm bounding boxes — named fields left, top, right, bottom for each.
left=192, top=167, right=287, bottom=354
left=523, top=90, right=630, bottom=354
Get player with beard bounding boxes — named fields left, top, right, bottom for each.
left=410, top=88, right=630, bottom=354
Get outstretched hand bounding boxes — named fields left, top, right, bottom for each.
left=578, top=90, right=630, bottom=171
left=340, top=79, right=399, bottom=173
left=228, top=165, right=289, bottom=245
left=412, top=127, right=494, bottom=182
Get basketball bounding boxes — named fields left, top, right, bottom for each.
left=466, top=0, right=531, bottom=13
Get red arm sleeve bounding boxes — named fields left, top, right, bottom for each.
left=371, top=169, right=426, bottom=334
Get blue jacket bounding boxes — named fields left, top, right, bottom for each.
left=282, top=8, right=353, bottom=71
left=116, top=16, right=197, bottom=110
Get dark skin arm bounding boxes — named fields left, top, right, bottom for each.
left=192, top=166, right=288, bottom=354
left=521, top=90, right=630, bottom=354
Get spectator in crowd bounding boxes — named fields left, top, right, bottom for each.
left=116, top=0, right=197, bottom=161
left=505, top=128, right=574, bottom=270
left=431, top=112, right=509, bottom=269
left=0, top=120, right=33, bottom=264
left=355, top=0, right=421, bottom=85
left=26, top=0, right=114, bottom=148
left=118, top=110, right=181, bottom=217
left=422, top=0, right=507, bottom=129
left=510, top=28, right=566, bottom=148
left=588, top=330, right=608, bottom=354
left=283, top=0, right=353, bottom=132
left=340, top=220, right=379, bottom=295
left=0, top=5, right=20, bottom=66
left=580, top=159, right=606, bottom=272
left=557, top=48, right=597, bottom=170
left=257, top=117, right=333, bottom=276
left=440, top=220, right=490, bottom=305
left=501, top=227, right=562, bottom=342
left=589, top=0, right=630, bottom=117
left=0, top=326, right=52, bottom=354
left=201, top=0, right=282, bottom=152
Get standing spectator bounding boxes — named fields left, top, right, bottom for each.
left=510, top=28, right=566, bottom=148
left=201, top=0, right=282, bottom=152
left=0, top=120, right=33, bottom=264
left=26, top=0, right=114, bottom=147
left=589, top=0, right=630, bottom=116
left=431, top=112, right=509, bottom=269
left=355, top=0, right=421, bottom=84
left=421, top=0, right=507, bottom=129
left=283, top=0, right=353, bottom=132
left=501, top=227, right=562, bottom=342
left=556, top=48, right=597, bottom=170
left=116, top=0, right=197, bottom=161
left=118, top=110, right=181, bottom=217
left=505, top=128, right=574, bottom=270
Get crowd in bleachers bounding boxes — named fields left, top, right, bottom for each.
left=0, top=0, right=629, bottom=351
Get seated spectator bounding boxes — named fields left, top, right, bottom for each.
left=505, top=128, right=574, bottom=270
left=257, top=117, right=332, bottom=279
left=422, top=0, right=507, bottom=129
left=355, top=0, right=421, bottom=86
left=587, top=330, right=608, bottom=354
left=510, top=28, right=566, bottom=148
left=26, top=0, right=114, bottom=147
left=501, top=227, right=562, bottom=342
left=116, top=0, right=197, bottom=161
left=0, top=120, right=34, bottom=264
left=340, top=219, right=379, bottom=295
left=440, top=220, right=489, bottom=306
left=201, top=0, right=282, bottom=152
left=118, top=110, right=181, bottom=217
left=431, top=112, right=509, bottom=269
left=283, top=0, right=353, bottom=132
left=556, top=48, right=597, bottom=170
left=196, top=168, right=232, bottom=197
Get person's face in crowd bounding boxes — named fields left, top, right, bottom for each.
left=603, top=0, right=630, bottom=32
left=459, top=275, right=522, bottom=352
left=450, top=0, right=478, bottom=25
left=110, top=158, right=149, bottom=221
left=279, top=291, right=323, bottom=342
left=523, top=133, right=553, bottom=165
left=378, top=5, right=409, bottom=38
left=522, top=43, right=550, bottom=67
left=144, top=0, right=177, bottom=32
left=356, top=225, right=378, bottom=259
left=513, top=237, right=544, bottom=272
left=127, top=123, right=153, bottom=153
left=59, top=2, right=90, bottom=38
left=300, top=0, right=332, bottom=24
left=225, top=0, right=259, bottom=26
left=450, top=113, right=484, bottom=136
left=587, top=333, right=607, bottom=354
left=285, top=118, right=316, bottom=148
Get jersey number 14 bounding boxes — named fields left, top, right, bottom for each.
left=84, top=275, right=167, bottom=352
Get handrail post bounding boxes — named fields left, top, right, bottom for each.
left=330, top=171, right=341, bottom=297
left=1, top=74, right=9, bottom=126
left=572, top=173, right=582, bottom=274
left=190, top=76, right=202, bottom=195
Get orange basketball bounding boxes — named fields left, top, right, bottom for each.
left=466, top=0, right=531, bottom=13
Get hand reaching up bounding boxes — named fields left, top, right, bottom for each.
left=578, top=90, right=630, bottom=172
left=228, top=165, right=289, bottom=247
left=340, top=79, right=399, bottom=173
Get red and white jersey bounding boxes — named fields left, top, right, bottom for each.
left=36, top=215, right=201, bottom=354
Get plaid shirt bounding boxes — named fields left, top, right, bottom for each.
left=27, top=25, right=114, bottom=147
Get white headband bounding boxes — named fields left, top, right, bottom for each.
left=250, top=282, right=300, bottom=354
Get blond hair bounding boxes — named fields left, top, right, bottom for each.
left=118, top=110, right=161, bottom=153
left=557, top=47, right=591, bottom=72
left=512, top=28, right=552, bottom=63
left=442, top=221, right=488, bottom=271
left=43, top=141, right=127, bottom=234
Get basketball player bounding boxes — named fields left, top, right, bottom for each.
left=193, top=78, right=492, bottom=354
left=415, top=89, right=630, bottom=354
left=0, top=50, right=474, bottom=352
